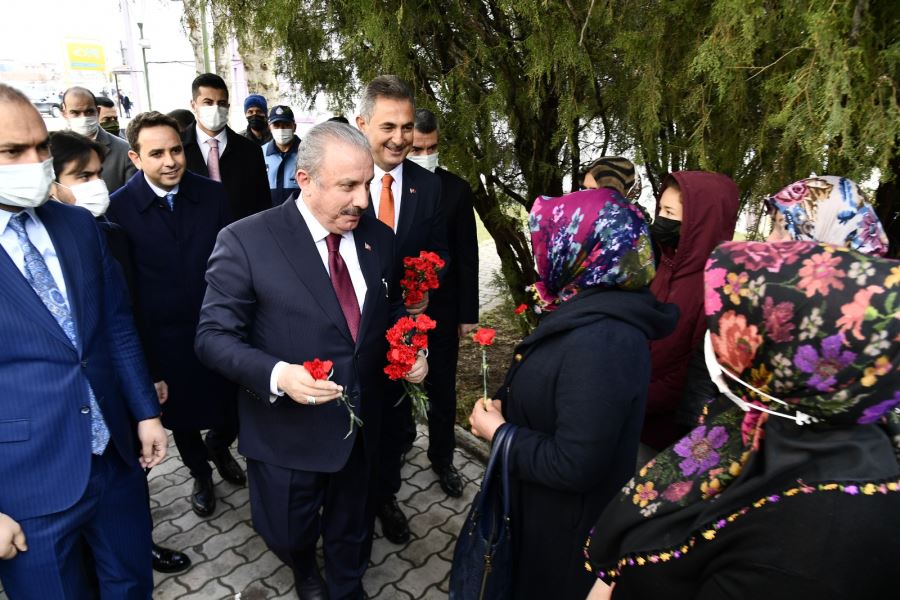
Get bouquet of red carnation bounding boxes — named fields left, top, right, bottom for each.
left=472, top=328, right=496, bottom=410
left=302, top=358, right=363, bottom=439
left=384, top=314, right=437, bottom=419
left=400, top=251, right=445, bottom=307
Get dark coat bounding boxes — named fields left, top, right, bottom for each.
left=644, top=171, right=739, bottom=450
left=0, top=202, right=159, bottom=520
left=366, top=159, right=449, bottom=279
left=497, top=287, right=678, bottom=600
left=182, top=125, right=271, bottom=221
left=426, top=167, right=479, bottom=327
left=107, top=171, right=235, bottom=430
left=195, top=199, right=401, bottom=472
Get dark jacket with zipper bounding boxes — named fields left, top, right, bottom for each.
left=495, top=287, right=678, bottom=600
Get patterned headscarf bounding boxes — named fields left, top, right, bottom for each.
left=528, top=188, right=655, bottom=311
left=585, top=241, right=900, bottom=582
left=766, top=175, right=888, bottom=256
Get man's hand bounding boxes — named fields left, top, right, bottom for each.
left=137, top=417, right=167, bottom=469
left=406, top=292, right=429, bottom=315
left=404, top=355, right=428, bottom=384
left=154, top=380, right=169, bottom=405
left=0, top=513, right=26, bottom=560
left=458, top=323, right=477, bottom=337
left=278, top=364, right=343, bottom=405
left=468, top=398, right=506, bottom=442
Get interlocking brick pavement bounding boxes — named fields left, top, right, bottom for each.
left=0, top=425, right=485, bottom=599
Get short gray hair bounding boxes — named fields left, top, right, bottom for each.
left=296, top=122, right=371, bottom=180
left=359, top=75, right=415, bottom=122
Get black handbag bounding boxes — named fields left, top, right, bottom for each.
left=449, top=423, right=518, bottom=600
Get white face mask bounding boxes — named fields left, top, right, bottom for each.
left=68, top=116, right=100, bottom=138
left=703, top=331, right=817, bottom=426
left=58, top=178, right=110, bottom=217
left=0, top=158, right=54, bottom=209
left=197, top=105, right=229, bottom=132
left=271, top=128, right=295, bottom=146
left=407, top=152, right=439, bottom=173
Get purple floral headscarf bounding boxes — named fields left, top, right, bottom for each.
left=766, top=175, right=889, bottom=256
left=527, top=188, right=655, bottom=311
left=585, top=241, right=900, bottom=583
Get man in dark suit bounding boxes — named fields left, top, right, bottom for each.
left=107, top=111, right=243, bottom=520
left=181, top=73, right=270, bottom=221
left=196, top=122, right=426, bottom=600
left=61, top=86, right=135, bottom=193
left=0, top=83, right=167, bottom=597
left=355, top=75, right=449, bottom=544
left=408, top=108, right=479, bottom=498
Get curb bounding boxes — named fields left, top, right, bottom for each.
left=453, top=424, right=490, bottom=464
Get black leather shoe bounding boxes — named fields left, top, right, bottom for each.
left=206, top=444, right=246, bottom=486
left=433, top=464, right=464, bottom=498
left=295, top=571, right=329, bottom=600
left=152, top=543, right=191, bottom=573
left=376, top=496, right=410, bottom=544
left=191, top=476, right=216, bottom=517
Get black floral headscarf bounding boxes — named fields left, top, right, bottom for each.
left=584, top=241, right=900, bottom=582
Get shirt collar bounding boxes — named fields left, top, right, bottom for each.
left=143, top=174, right=180, bottom=198
left=0, top=206, right=38, bottom=234
left=373, top=161, right=403, bottom=185
left=195, top=123, right=227, bottom=146
left=296, top=192, right=332, bottom=244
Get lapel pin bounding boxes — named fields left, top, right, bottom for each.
left=409, top=187, right=416, bottom=194
left=364, top=242, right=372, bottom=251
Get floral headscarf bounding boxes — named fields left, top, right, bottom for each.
left=585, top=241, right=900, bottom=582
left=528, top=188, right=655, bottom=311
left=766, top=175, right=889, bottom=256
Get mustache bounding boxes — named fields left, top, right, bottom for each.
left=340, top=207, right=364, bottom=217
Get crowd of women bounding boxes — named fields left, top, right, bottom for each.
left=467, top=159, right=900, bottom=599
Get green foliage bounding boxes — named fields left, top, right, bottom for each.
left=210, top=0, right=899, bottom=283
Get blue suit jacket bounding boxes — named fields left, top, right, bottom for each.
left=195, top=199, right=401, bottom=473
left=0, top=201, right=160, bottom=520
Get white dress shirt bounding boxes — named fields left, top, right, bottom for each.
left=370, top=162, right=403, bottom=231
left=269, top=193, right=369, bottom=397
left=0, top=207, right=69, bottom=302
left=143, top=174, right=180, bottom=198
left=195, top=124, right=228, bottom=165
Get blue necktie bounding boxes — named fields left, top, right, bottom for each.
left=8, top=212, right=110, bottom=455
left=164, top=192, right=175, bottom=212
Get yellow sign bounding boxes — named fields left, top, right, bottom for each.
left=66, top=42, right=106, bottom=72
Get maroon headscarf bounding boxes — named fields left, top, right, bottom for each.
left=643, top=171, right=740, bottom=449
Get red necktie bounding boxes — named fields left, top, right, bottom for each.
left=326, top=233, right=361, bottom=341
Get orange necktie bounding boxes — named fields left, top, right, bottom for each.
left=378, top=173, right=395, bottom=230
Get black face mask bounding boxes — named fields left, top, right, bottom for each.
left=650, top=215, right=681, bottom=249
left=247, top=115, right=267, bottom=132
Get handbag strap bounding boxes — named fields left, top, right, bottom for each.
left=474, top=423, right=510, bottom=512
left=499, top=424, right=517, bottom=519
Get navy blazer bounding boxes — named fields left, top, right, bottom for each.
left=195, top=199, right=401, bottom=473
left=107, top=170, right=235, bottom=430
left=0, top=201, right=159, bottom=520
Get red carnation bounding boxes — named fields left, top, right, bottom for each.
left=514, top=304, right=528, bottom=315
left=303, top=358, right=333, bottom=381
left=472, top=327, right=496, bottom=346
left=400, top=251, right=445, bottom=308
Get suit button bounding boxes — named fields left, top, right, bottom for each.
left=81, top=360, right=88, bottom=368
left=80, top=406, right=90, bottom=414
left=514, top=354, right=523, bottom=362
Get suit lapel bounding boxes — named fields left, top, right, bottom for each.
left=268, top=200, right=355, bottom=345
left=396, top=163, right=417, bottom=247
left=353, top=219, right=382, bottom=349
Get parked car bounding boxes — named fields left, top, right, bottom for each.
left=31, top=95, right=62, bottom=117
